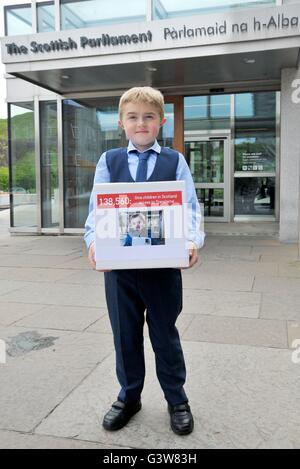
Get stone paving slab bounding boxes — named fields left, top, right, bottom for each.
left=251, top=245, right=299, bottom=256
left=218, top=238, right=282, bottom=247
left=182, top=316, right=288, bottom=349
left=14, top=305, right=106, bottom=332
left=55, top=256, right=92, bottom=270
left=182, top=272, right=254, bottom=291
left=182, top=290, right=261, bottom=318
left=0, top=430, right=124, bottom=449
left=197, top=260, right=278, bottom=276
left=0, top=282, right=107, bottom=308
left=0, top=326, right=114, bottom=432
left=0, top=254, right=82, bottom=268
left=278, top=261, right=300, bottom=278
left=261, top=292, right=300, bottom=322
left=34, top=340, right=300, bottom=449
left=57, top=270, right=105, bottom=286
left=259, top=254, right=299, bottom=263
left=287, top=322, right=300, bottom=349
left=0, top=266, right=81, bottom=283
left=0, top=280, right=35, bottom=296
left=254, top=276, right=300, bottom=295
left=0, top=303, right=47, bottom=327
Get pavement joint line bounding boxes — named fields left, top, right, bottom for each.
left=258, top=292, right=263, bottom=320
left=0, top=299, right=107, bottom=308
left=285, top=321, right=290, bottom=349
left=179, top=337, right=289, bottom=350
left=0, top=429, right=127, bottom=448
left=31, top=431, right=138, bottom=449
left=5, top=324, right=94, bottom=333
left=31, top=351, right=114, bottom=434
left=4, top=304, right=50, bottom=327
left=82, top=318, right=103, bottom=333
left=0, top=301, right=107, bottom=310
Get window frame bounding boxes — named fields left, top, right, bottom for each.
left=4, top=2, right=32, bottom=36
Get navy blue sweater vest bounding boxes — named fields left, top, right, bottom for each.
left=106, top=147, right=179, bottom=183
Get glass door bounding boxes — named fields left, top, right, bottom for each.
left=185, top=134, right=230, bottom=222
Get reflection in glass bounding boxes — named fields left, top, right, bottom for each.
left=40, top=101, right=58, bottom=228
left=37, top=2, right=55, bottom=32
left=153, top=0, right=275, bottom=19
left=184, top=95, right=230, bottom=131
left=234, top=177, right=275, bottom=216
left=234, top=92, right=276, bottom=173
left=61, top=0, right=146, bottom=29
left=196, top=188, right=224, bottom=217
left=63, top=99, right=123, bottom=228
left=235, top=136, right=276, bottom=172
left=10, top=103, right=37, bottom=228
left=6, top=5, right=32, bottom=35
left=158, top=104, right=174, bottom=148
left=185, top=141, right=224, bottom=183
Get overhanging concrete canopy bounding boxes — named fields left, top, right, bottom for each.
left=1, top=3, right=300, bottom=95
left=8, top=47, right=300, bottom=95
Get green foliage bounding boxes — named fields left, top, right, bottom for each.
left=0, top=167, right=9, bottom=192
left=12, top=152, right=36, bottom=193
left=0, top=119, right=8, bottom=167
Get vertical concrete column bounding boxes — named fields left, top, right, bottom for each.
left=280, top=67, right=300, bottom=242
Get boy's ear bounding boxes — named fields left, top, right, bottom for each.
left=118, top=119, right=124, bottom=129
left=160, top=117, right=167, bottom=127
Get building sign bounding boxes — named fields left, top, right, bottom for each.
left=1, top=4, right=300, bottom=62
left=5, top=32, right=153, bottom=56
left=241, top=152, right=266, bottom=172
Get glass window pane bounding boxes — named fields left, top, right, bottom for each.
left=154, top=0, right=276, bottom=20
left=10, top=103, right=37, bottom=228
left=40, top=101, right=58, bottom=228
left=235, top=136, right=276, bottom=172
left=157, top=104, right=174, bottom=148
left=185, top=140, right=224, bottom=183
left=234, top=92, right=276, bottom=172
left=234, top=177, right=275, bottom=216
left=196, top=188, right=224, bottom=217
left=37, top=2, right=55, bottom=33
left=6, top=5, right=32, bottom=35
left=61, top=0, right=147, bottom=30
left=63, top=98, right=123, bottom=228
left=184, top=95, right=230, bottom=131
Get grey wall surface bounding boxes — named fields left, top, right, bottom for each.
left=280, top=67, right=300, bottom=242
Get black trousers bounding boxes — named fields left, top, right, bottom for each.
left=104, top=268, right=188, bottom=406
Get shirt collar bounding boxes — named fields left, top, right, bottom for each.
left=127, top=140, right=161, bottom=154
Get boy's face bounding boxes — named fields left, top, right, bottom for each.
left=119, top=102, right=166, bottom=152
left=130, top=215, right=145, bottom=232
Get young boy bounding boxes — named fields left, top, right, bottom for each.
left=84, top=87, right=205, bottom=435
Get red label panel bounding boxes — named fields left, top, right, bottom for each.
left=97, top=191, right=182, bottom=208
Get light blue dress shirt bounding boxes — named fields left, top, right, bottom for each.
left=84, top=140, right=205, bottom=250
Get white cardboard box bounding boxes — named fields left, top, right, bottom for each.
left=94, top=180, right=189, bottom=270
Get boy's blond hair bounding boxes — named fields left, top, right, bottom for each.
left=119, top=87, right=165, bottom=120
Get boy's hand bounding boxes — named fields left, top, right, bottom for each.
left=88, top=241, right=111, bottom=272
left=88, top=241, right=96, bottom=270
left=184, top=241, right=199, bottom=269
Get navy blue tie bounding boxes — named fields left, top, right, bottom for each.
left=135, top=150, right=152, bottom=182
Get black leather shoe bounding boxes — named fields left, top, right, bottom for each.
left=168, top=403, right=194, bottom=435
left=102, top=400, right=142, bottom=431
